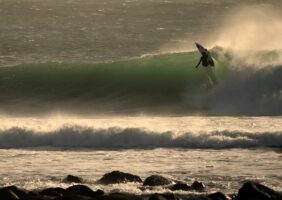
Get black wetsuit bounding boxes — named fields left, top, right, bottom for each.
left=195, top=51, right=214, bottom=68
left=195, top=50, right=217, bottom=84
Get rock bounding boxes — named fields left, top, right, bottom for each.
left=208, top=192, right=231, bottom=200
left=191, top=181, right=206, bottom=191
left=0, top=188, right=19, bottom=200
left=64, top=185, right=104, bottom=198
left=98, top=171, right=142, bottom=185
left=236, top=181, right=282, bottom=200
left=56, top=194, right=94, bottom=200
left=63, top=175, right=83, bottom=183
left=20, top=194, right=56, bottom=200
left=149, top=194, right=167, bottom=200
left=100, top=192, right=143, bottom=200
left=2, top=186, right=28, bottom=198
left=169, top=182, right=191, bottom=191
left=143, top=175, right=172, bottom=186
left=40, top=187, right=65, bottom=197
left=149, top=193, right=178, bottom=200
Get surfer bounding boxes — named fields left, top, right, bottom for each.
left=195, top=48, right=214, bottom=68
left=194, top=42, right=217, bottom=85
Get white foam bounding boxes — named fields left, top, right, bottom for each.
left=0, top=126, right=281, bottom=149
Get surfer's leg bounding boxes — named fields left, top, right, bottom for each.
left=210, top=71, right=217, bottom=84
left=206, top=67, right=217, bottom=85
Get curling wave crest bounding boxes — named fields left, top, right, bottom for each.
left=0, top=126, right=281, bottom=149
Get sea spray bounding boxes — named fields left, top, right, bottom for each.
left=0, top=125, right=281, bottom=149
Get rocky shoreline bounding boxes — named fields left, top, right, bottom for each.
left=0, top=171, right=281, bottom=200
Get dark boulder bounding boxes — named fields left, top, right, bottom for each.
left=40, top=187, right=65, bottom=197
left=143, top=175, right=172, bottom=186
left=2, top=185, right=28, bottom=198
left=98, top=171, right=142, bottom=185
left=236, top=181, right=282, bottom=200
left=149, top=194, right=167, bottom=200
left=149, top=193, right=178, bottom=200
left=191, top=181, right=205, bottom=191
left=169, top=182, right=191, bottom=191
left=56, top=194, right=94, bottom=200
left=20, top=194, right=56, bottom=200
left=99, top=192, right=142, bottom=200
left=208, top=192, right=230, bottom=200
left=64, top=185, right=104, bottom=198
left=63, top=175, right=83, bottom=183
left=0, top=188, right=19, bottom=200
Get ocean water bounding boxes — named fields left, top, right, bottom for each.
left=0, top=116, right=281, bottom=194
left=0, top=0, right=281, bottom=196
left=0, top=147, right=281, bottom=194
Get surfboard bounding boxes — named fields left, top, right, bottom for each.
left=195, top=42, right=207, bottom=55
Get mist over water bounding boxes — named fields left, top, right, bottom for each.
left=206, top=5, right=282, bottom=115
left=215, top=5, right=282, bottom=52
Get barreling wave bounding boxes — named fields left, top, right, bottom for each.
left=0, top=126, right=281, bottom=149
left=0, top=47, right=281, bottom=115
left=0, top=50, right=228, bottom=115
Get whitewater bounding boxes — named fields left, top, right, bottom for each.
left=0, top=0, right=281, bottom=197
left=0, top=116, right=281, bottom=149
left=0, top=116, right=281, bottom=194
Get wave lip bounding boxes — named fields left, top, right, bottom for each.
left=0, top=126, right=281, bottom=149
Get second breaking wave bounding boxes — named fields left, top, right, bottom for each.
left=0, top=126, right=281, bottom=149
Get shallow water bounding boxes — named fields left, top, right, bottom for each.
left=0, top=148, right=281, bottom=194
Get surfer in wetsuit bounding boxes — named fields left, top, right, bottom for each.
left=195, top=49, right=214, bottom=68
left=194, top=45, right=217, bottom=85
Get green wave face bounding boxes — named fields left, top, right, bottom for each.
left=0, top=51, right=228, bottom=115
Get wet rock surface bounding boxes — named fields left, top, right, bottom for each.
left=169, top=182, right=192, bottom=191
left=0, top=173, right=281, bottom=200
left=63, top=185, right=104, bottom=197
left=98, top=171, right=142, bottom=185
left=208, top=192, right=231, bottom=200
left=236, top=181, right=282, bottom=200
left=0, top=188, right=19, bottom=200
left=143, top=175, right=172, bottom=186
left=191, top=181, right=206, bottom=191
left=149, top=193, right=179, bottom=200
left=39, top=187, right=65, bottom=197
left=63, top=175, right=84, bottom=183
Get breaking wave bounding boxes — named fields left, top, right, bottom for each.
left=207, top=50, right=282, bottom=116
left=0, top=50, right=227, bottom=115
left=0, top=126, right=281, bottom=149
left=0, top=48, right=281, bottom=116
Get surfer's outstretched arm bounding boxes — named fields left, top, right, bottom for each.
left=195, top=57, right=202, bottom=68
